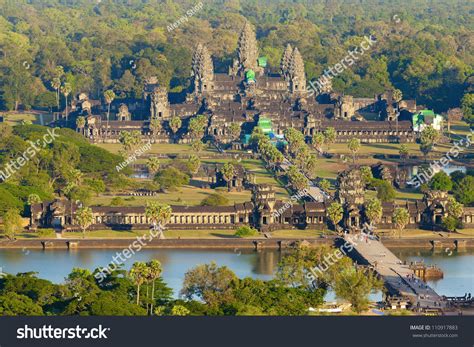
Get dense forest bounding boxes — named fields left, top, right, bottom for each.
left=0, top=0, right=473, bottom=116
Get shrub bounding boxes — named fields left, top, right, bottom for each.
left=234, top=226, right=259, bottom=238
left=110, top=197, right=125, bottom=206
left=200, top=193, right=229, bottom=206
left=154, top=167, right=190, bottom=191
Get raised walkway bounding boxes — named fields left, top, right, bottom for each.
left=342, top=233, right=446, bottom=309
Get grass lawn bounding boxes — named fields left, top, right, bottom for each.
left=2, top=112, right=54, bottom=126
left=96, top=185, right=252, bottom=206
left=379, top=228, right=474, bottom=238
left=270, top=229, right=325, bottom=238
left=61, top=229, right=239, bottom=239
left=97, top=143, right=218, bottom=156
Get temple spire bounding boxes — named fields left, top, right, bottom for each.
left=191, top=43, right=214, bottom=96
left=288, top=47, right=306, bottom=95
left=280, top=43, right=293, bottom=78
left=236, top=21, right=261, bottom=75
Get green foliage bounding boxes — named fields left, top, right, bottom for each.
left=332, top=266, right=383, bottom=313
left=286, top=166, right=309, bottom=191
left=0, top=292, right=43, bottom=316
left=84, top=178, right=106, bottom=196
left=181, top=262, right=238, bottom=308
left=442, top=215, right=461, bottom=232
left=75, top=207, right=94, bottom=235
left=0, top=0, right=471, bottom=114
left=234, top=226, right=259, bottom=238
left=319, top=179, right=331, bottom=192
left=154, top=167, right=190, bottom=191
left=393, top=208, right=410, bottom=237
left=360, top=166, right=373, bottom=185
left=364, top=198, right=383, bottom=225
left=371, top=179, right=396, bottom=202
left=326, top=202, right=343, bottom=229
left=347, top=138, right=361, bottom=162
left=200, top=193, right=229, bottom=206
left=430, top=172, right=453, bottom=192
left=2, top=209, right=23, bottom=239
left=453, top=176, right=474, bottom=205
left=110, top=197, right=125, bottom=206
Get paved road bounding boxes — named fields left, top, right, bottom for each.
left=343, top=233, right=445, bottom=309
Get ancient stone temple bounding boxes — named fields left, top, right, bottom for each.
left=335, top=168, right=366, bottom=228
left=231, top=22, right=262, bottom=76
left=75, top=19, right=418, bottom=145
left=191, top=43, right=214, bottom=99
left=288, top=47, right=307, bottom=96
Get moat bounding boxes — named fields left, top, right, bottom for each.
left=0, top=248, right=472, bottom=299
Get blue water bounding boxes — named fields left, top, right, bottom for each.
left=0, top=248, right=472, bottom=299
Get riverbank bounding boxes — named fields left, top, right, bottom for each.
left=1, top=236, right=473, bottom=249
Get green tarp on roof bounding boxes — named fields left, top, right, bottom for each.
left=257, top=117, right=272, bottom=134
left=245, top=69, right=256, bottom=82
left=258, top=57, right=267, bottom=67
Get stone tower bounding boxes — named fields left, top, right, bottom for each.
left=150, top=86, right=170, bottom=120
left=288, top=47, right=306, bottom=95
left=191, top=43, right=214, bottom=97
left=335, top=95, right=355, bottom=119
left=234, top=22, right=261, bottom=75
left=336, top=167, right=366, bottom=229
left=280, top=43, right=293, bottom=79
left=336, top=168, right=365, bottom=207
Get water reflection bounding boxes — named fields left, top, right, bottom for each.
left=0, top=248, right=471, bottom=297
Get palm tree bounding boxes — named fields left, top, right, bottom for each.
left=147, top=260, right=162, bottom=315
left=323, top=127, right=336, bottom=151
left=347, top=138, right=361, bottom=163
left=393, top=208, right=410, bottom=238
left=130, top=262, right=147, bottom=306
left=103, top=89, right=116, bottom=140
left=221, top=162, right=235, bottom=191
left=146, top=157, right=160, bottom=176
left=145, top=202, right=172, bottom=239
left=169, top=116, right=182, bottom=134
left=228, top=123, right=241, bottom=141
left=75, top=207, right=94, bottom=238
left=326, top=202, right=343, bottom=231
left=27, top=194, right=42, bottom=206
left=51, top=78, right=61, bottom=112
left=76, top=116, right=86, bottom=131
left=149, top=118, right=162, bottom=142
left=60, top=83, right=72, bottom=122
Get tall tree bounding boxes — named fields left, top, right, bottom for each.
left=392, top=208, right=410, bottom=238
left=326, top=202, right=343, bottom=231
left=60, top=83, right=72, bottom=122
left=364, top=198, right=383, bottom=226
left=2, top=209, right=23, bottom=240
left=75, top=206, right=94, bottom=238
left=221, top=162, right=235, bottom=191
left=323, top=127, right=336, bottom=151
left=145, top=202, right=172, bottom=239
left=347, top=138, right=361, bottom=163
left=103, top=90, right=116, bottom=140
